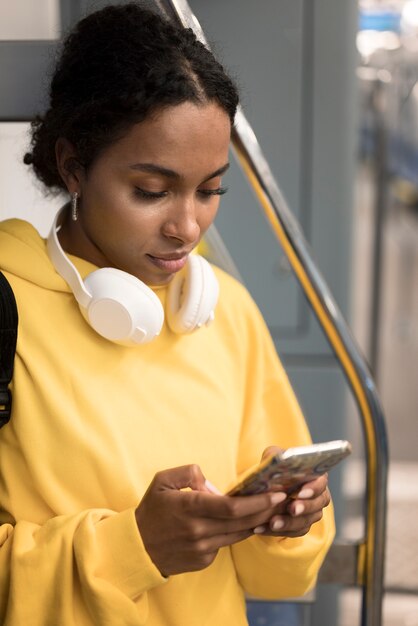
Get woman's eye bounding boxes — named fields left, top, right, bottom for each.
left=134, top=187, right=167, bottom=200
left=198, top=186, right=228, bottom=198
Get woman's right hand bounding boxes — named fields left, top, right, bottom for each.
left=135, top=464, right=286, bottom=577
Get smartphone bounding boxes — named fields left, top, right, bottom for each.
left=226, top=439, right=352, bottom=497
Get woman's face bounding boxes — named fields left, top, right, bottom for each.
left=59, top=101, right=231, bottom=285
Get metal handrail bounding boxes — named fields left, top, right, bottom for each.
left=164, top=2, right=389, bottom=625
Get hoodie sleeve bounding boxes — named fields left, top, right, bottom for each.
left=0, top=507, right=167, bottom=625
left=230, top=294, right=335, bottom=599
left=0, top=243, right=167, bottom=624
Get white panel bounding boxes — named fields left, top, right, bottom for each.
left=0, top=123, right=63, bottom=235
left=0, top=0, right=59, bottom=40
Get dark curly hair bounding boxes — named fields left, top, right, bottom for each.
left=24, top=3, right=239, bottom=192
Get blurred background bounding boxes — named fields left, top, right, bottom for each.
left=0, top=1, right=417, bottom=624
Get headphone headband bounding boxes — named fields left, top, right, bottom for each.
left=47, top=206, right=219, bottom=345
left=47, top=208, right=92, bottom=309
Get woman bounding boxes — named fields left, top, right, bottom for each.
left=0, top=4, right=334, bottom=625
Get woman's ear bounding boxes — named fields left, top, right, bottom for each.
left=55, top=137, right=84, bottom=194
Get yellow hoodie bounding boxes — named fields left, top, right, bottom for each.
left=0, top=218, right=334, bottom=626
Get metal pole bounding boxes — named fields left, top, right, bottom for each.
left=369, top=78, right=389, bottom=379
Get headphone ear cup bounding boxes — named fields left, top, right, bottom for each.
left=166, top=255, right=219, bottom=334
left=82, top=268, right=164, bottom=344
left=47, top=208, right=218, bottom=343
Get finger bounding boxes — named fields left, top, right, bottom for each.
left=189, top=529, right=254, bottom=553
left=260, top=445, right=283, bottom=461
left=294, top=473, right=329, bottom=500
left=145, top=489, right=283, bottom=542
left=188, top=502, right=290, bottom=538
left=154, top=464, right=209, bottom=492
left=189, top=490, right=287, bottom=521
left=264, top=510, right=324, bottom=537
left=287, top=485, right=331, bottom=518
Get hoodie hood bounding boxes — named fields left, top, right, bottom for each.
left=0, top=218, right=97, bottom=291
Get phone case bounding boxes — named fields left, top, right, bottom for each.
left=227, top=440, right=352, bottom=496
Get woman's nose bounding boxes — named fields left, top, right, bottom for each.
left=162, top=196, right=200, bottom=244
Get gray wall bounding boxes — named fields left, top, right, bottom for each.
left=187, top=2, right=358, bottom=625
left=186, top=0, right=358, bottom=453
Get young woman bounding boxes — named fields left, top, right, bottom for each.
left=0, top=4, right=334, bottom=625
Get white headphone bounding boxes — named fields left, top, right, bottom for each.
left=46, top=207, right=219, bottom=345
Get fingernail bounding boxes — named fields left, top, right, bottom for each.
left=272, top=519, right=284, bottom=531
left=253, top=525, right=267, bottom=534
left=294, top=503, right=305, bottom=516
left=298, top=488, right=314, bottom=499
left=205, top=480, right=222, bottom=495
left=270, top=492, right=287, bottom=505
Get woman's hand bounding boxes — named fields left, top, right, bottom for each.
left=253, top=446, right=331, bottom=538
left=253, top=474, right=331, bottom=537
left=135, top=446, right=332, bottom=577
left=135, top=464, right=286, bottom=577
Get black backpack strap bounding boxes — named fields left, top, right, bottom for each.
left=0, top=271, right=18, bottom=428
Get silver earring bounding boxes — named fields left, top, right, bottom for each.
left=71, top=192, right=79, bottom=222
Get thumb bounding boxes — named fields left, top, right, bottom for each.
left=154, top=464, right=211, bottom=493
left=261, top=446, right=283, bottom=462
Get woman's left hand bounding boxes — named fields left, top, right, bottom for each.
left=253, top=446, right=331, bottom=538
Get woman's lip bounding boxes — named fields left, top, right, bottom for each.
left=147, top=254, right=189, bottom=273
